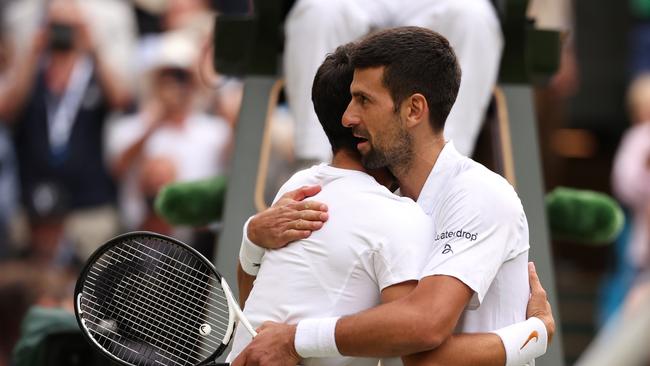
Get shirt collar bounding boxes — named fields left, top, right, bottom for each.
left=416, top=140, right=465, bottom=214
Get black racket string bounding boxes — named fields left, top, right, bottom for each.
left=91, top=239, right=231, bottom=324
left=82, top=252, right=220, bottom=360
left=80, top=238, right=225, bottom=365
left=81, top=243, right=215, bottom=364
left=78, top=236, right=232, bottom=366
left=82, top=239, right=225, bottom=345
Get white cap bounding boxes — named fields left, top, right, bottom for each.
left=149, top=30, right=198, bottom=71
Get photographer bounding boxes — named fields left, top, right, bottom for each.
left=106, top=30, right=231, bottom=246
left=0, top=0, right=132, bottom=264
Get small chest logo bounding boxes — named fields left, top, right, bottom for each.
left=442, top=243, right=453, bottom=254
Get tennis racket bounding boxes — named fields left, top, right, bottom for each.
left=74, top=231, right=257, bottom=366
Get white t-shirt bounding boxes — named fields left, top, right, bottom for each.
left=227, top=164, right=433, bottom=366
left=105, top=112, right=231, bottom=229
left=417, top=141, right=530, bottom=332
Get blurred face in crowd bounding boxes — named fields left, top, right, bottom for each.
left=342, top=66, right=413, bottom=171
left=153, top=67, right=196, bottom=113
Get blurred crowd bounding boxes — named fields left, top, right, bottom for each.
left=0, top=1, right=242, bottom=363
left=0, top=0, right=241, bottom=262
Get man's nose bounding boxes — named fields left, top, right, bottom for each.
left=342, top=103, right=358, bottom=128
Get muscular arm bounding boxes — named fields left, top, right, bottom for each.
left=336, top=275, right=473, bottom=357
left=413, top=262, right=556, bottom=366
left=402, top=334, right=505, bottom=366
left=233, top=263, right=554, bottom=366
left=380, top=281, right=505, bottom=366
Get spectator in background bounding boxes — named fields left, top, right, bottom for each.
left=2, top=0, right=137, bottom=91
left=0, top=0, right=132, bottom=264
left=133, top=0, right=244, bottom=126
left=135, top=0, right=214, bottom=89
left=612, top=73, right=650, bottom=314
left=106, top=31, right=232, bottom=246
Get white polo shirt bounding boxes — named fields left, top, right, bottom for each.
left=227, top=164, right=433, bottom=366
left=418, top=141, right=530, bottom=332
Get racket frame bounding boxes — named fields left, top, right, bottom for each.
left=74, top=231, right=255, bottom=366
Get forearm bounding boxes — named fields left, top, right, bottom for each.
left=328, top=277, right=470, bottom=357
left=111, top=130, right=151, bottom=178
left=237, top=262, right=256, bottom=307
left=90, top=49, right=131, bottom=110
left=0, top=46, right=41, bottom=121
left=334, top=296, right=455, bottom=357
left=403, top=333, right=505, bottom=366
left=111, top=117, right=162, bottom=179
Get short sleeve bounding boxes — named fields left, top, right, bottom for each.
left=372, top=205, right=433, bottom=290
left=421, top=179, right=528, bottom=308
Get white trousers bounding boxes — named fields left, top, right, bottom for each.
left=284, top=0, right=504, bottom=161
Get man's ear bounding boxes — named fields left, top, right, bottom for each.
left=402, top=93, right=428, bottom=128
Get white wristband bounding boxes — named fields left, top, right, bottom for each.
left=491, top=317, right=548, bottom=366
left=294, top=317, right=342, bottom=358
left=238, top=217, right=265, bottom=276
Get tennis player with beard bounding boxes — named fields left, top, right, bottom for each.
left=228, top=35, right=553, bottom=366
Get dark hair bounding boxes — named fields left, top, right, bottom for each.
left=351, top=26, right=461, bottom=131
left=311, top=43, right=358, bottom=153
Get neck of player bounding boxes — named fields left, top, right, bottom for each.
left=392, top=130, right=446, bottom=201
left=331, top=148, right=365, bottom=172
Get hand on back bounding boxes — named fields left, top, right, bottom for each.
left=248, top=185, right=328, bottom=249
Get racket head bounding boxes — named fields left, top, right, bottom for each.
left=74, top=231, right=237, bottom=366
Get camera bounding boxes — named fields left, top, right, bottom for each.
left=48, top=23, right=75, bottom=51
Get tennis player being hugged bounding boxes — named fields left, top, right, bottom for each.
left=227, top=27, right=554, bottom=366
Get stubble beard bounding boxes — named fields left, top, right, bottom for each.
left=361, top=124, right=414, bottom=176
